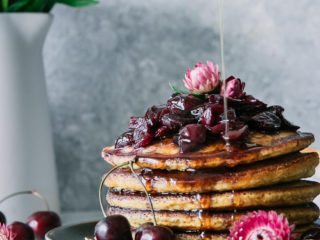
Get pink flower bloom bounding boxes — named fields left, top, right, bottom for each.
left=228, top=211, right=295, bottom=240
left=0, top=223, right=15, bottom=240
left=184, top=61, right=220, bottom=94
left=221, top=76, right=245, bottom=99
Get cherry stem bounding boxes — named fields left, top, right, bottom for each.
left=0, top=190, right=50, bottom=211
left=128, top=161, right=157, bottom=226
left=99, top=161, right=130, bottom=218
left=98, top=157, right=158, bottom=226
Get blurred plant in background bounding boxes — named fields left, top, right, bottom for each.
left=0, top=0, right=98, bottom=12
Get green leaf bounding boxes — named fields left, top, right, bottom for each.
left=23, top=0, right=47, bottom=12
left=169, top=82, right=206, bottom=100
left=43, top=0, right=56, bottom=12
left=8, top=0, right=32, bottom=12
left=1, top=0, right=9, bottom=11
left=169, top=82, right=189, bottom=94
left=57, top=0, right=98, bottom=7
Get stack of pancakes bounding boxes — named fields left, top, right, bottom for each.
left=102, top=131, right=320, bottom=239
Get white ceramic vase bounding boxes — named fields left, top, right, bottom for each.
left=0, top=13, right=60, bottom=222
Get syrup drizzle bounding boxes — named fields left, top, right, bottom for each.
left=218, top=0, right=230, bottom=149
left=218, top=0, right=236, bottom=226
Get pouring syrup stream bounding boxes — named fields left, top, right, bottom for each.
left=218, top=0, right=237, bottom=225
left=218, top=0, right=230, bottom=149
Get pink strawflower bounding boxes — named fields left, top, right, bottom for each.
left=0, top=223, right=15, bottom=240
left=228, top=211, right=295, bottom=240
left=221, top=76, right=245, bottom=99
left=184, top=61, right=220, bottom=94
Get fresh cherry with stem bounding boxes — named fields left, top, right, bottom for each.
left=95, top=160, right=134, bottom=240
left=95, top=157, right=174, bottom=240
left=0, top=190, right=61, bottom=239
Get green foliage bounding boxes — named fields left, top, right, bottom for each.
left=57, top=0, right=98, bottom=7
left=169, top=83, right=206, bottom=100
left=7, top=0, right=31, bottom=12
left=1, top=0, right=98, bottom=12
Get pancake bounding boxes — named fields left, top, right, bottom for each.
left=102, top=131, right=314, bottom=170
left=108, top=203, right=319, bottom=231
left=107, top=180, right=320, bottom=211
left=167, top=226, right=311, bottom=240
left=105, top=152, right=319, bottom=193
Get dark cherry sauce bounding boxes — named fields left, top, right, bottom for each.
left=113, top=91, right=299, bottom=155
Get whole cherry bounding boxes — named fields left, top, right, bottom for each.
left=8, top=221, right=35, bottom=240
left=135, top=223, right=174, bottom=240
left=0, top=190, right=61, bottom=239
left=0, top=211, right=6, bottom=224
left=27, top=211, right=61, bottom=239
left=135, top=222, right=154, bottom=237
left=94, top=215, right=132, bottom=240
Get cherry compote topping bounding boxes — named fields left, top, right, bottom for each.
left=130, top=117, right=153, bottom=148
left=249, top=111, right=281, bottom=132
left=94, top=215, right=132, bottom=240
left=133, top=129, right=153, bottom=148
left=222, top=125, right=249, bottom=142
left=135, top=222, right=174, bottom=240
left=208, top=123, right=226, bottom=136
left=115, top=131, right=134, bottom=148
left=267, top=105, right=300, bottom=131
left=27, top=211, right=61, bottom=239
left=114, top=79, right=300, bottom=153
left=177, top=124, right=207, bottom=153
left=145, top=104, right=169, bottom=128
left=208, top=93, right=224, bottom=104
left=161, top=114, right=195, bottom=131
left=0, top=211, right=6, bottom=224
left=8, top=221, right=35, bottom=240
left=167, top=93, right=203, bottom=114
left=199, top=103, right=224, bottom=126
left=154, top=126, right=170, bottom=138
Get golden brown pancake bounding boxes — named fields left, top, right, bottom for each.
left=108, top=203, right=319, bottom=231
left=102, top=131, right=314, bottom=170
left=107, top=180, right=320, bottom=211
left=105, top=152, right=319, bottom=193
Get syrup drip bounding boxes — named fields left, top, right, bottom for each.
left=218, top=0, right=236, bottom=226
left=200, top=230, right=212, bottom=240
left=218, top=0, right=230, bottom=149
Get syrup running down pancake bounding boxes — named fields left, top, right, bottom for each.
left=108, top=203, right=319, bottom=231
left=103, top=131, right=314, bottom=170
left=104, top=152, right=319, bottom=193
left=107, top=180, right=320, bottom=211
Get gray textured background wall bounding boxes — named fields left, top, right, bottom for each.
left=44, top=0, right=320, bottom=211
